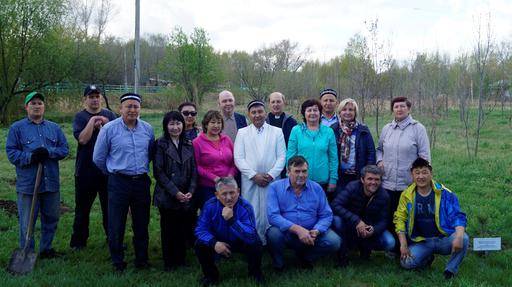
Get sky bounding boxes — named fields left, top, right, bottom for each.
left=103, top=0, right=512, bottom=62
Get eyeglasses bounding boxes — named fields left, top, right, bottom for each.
left=182, top=111, right=197, bottom=117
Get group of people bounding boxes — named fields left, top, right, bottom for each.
left=5, top=85, right=469, bottom=284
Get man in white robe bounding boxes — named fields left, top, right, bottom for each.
left=234, top=100, right=286, bottom=244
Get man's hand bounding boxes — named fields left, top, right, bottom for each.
left=214, top=241, right=231, bottom=257
left=222, top=207, right=233, bottom=221
left=184, top=192, right=193, bottom=200
left=252, top=173, right=271, bottom=187
left=364, top=225, right=374, bottom=238
left=355, top=220, right=368, bottom=238
left=92, top=116, right=109, bottom=128
left=400, top=244, right=414, bottom=263
left=309, top=229, right=320, bottom=240
left=326, top=183, right=336, bottom=193
left=377, top=161, right=384, bottom=171
left=31, top=147, right=49, bottom=164
left=293, top=225, right=315, bottom=246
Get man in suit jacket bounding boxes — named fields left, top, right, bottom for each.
left=218, top=90, right=246, bottom=143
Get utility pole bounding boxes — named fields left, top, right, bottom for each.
left=134, top=0, right=140, bottom=93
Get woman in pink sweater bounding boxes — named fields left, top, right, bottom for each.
left=192, top=110, right=237, bottom=209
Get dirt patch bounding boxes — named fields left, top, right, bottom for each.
left=0, top=199, right=73, bottom=217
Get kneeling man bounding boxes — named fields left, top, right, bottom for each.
left=331, top=165, right=395, bottom=265
left=195, top=177, right=263, bottom=285
left=394, top=158, right=469, bottom=279
left=266, top=156, right=341, bottom=270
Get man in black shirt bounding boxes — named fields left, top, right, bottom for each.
left=70, top=85, right=116, bottom=250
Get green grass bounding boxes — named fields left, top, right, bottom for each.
left=0, top=108, right=511, bottom=286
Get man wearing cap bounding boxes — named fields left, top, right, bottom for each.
left=70, top=85, right=117, bottom=250
left=394, top=158, right=469, bottom=279
left=234, top=99, right=286, bottom=244
left=218, top=90, right=247, bottom=143
left=6, top=92, right=69, bottom=259
left=319, top=88, right=338, bottom=127
left=93, top=93, right=155, bottom=272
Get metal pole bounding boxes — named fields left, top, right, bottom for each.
left=134, top=0, right=140, bottom=93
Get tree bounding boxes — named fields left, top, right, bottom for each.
left=161, top=27, right=220, bottom=103
left=0, top=0, right=70, bottom=124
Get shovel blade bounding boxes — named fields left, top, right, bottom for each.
left=7, top=248, right=37, bottom=275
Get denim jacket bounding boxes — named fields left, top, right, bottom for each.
left=6, top=118, right=69, bottom=194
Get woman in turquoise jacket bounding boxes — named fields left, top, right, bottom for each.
left=286, top=99, right=338, bottom=201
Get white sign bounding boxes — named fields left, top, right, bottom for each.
left=473, top=237, right=501, bottom=251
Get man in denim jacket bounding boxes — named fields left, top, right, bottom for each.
left=6, top=92, right=69, bottom=259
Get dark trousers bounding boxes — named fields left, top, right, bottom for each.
left=386, top=188, right=403, bottom=252
left=108, top=173, right=151, bottom=266
left=70, top=175, right=108, bottom=248
left=196, top=185, right=217, bottom=210
left=159, top=208, right=197, bottom=267
left=195, top=241, right=262, bottom=280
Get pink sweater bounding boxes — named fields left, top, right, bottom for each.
left=192, top=133, right=237, bottom=187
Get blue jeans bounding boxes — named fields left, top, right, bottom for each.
left=401, top=232, right=469, bottom=274
left=332, top=215, right=395, bottom=255
left=17, top=191, right=60, bottom=252
left=266, top=226, right=341, bottom=268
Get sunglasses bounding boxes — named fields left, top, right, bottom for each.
left=182, top=111, right=197, bottom=117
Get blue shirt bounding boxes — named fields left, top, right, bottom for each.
left=321, top=114, right=338, bottom=127
left=6, top=118, right=69, bottom=194
left=267, top=178, right=333, bottom=233
left=93, top=117, right=155, bottom=175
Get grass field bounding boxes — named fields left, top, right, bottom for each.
left=0, top=106, right=511, bottom=287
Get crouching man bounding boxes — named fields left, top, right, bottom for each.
left=394, top=158, right=469, bottom=279
left=331, top=165, right=395, bottom=266
left=195, top=177, right=263, bottom=286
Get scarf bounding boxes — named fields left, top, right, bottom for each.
left=338, top=121, right=357, bottom=162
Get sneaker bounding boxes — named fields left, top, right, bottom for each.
left=444, top=270, right=455, bottom=280
left=39, top=248, right=65, bottom=259
left=338, top=254, right=350, bottom=268
left=298, top=258, right=313, bottom=270
left=134, top=261, right=151, bottom=270
left=273, top=266, right=285, bottom=273
left=359, top=249, right=371, bottom=260
left=426, top=255, right=435, bottom=267
left=70, top=245, right=85, bottom=252
left=384, top=251, right=396, bottom=259
left=250, top=274, right=266, bottom=285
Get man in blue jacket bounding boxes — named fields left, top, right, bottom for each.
left=6, top=91, right=69, bottom=259
left=394, top=158, right=469, bottom=279
left=195, top=177, right=263, bottom=286
left=331, top=165, right=395, bottom=266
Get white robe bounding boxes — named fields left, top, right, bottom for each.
left=234, top=123, right=286, bottom=244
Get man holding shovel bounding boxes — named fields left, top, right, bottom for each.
left=6, top=91, right=69, bottom=261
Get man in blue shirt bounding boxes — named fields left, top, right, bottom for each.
left=70, top=85, right=116, bottom=250
left=195, top=177, right=263, bottom=286
left=266, top=155, right=341, bottom=271
left=93, top=93, right=155, bottom=272
left=6, top=91, right=69, bottom=259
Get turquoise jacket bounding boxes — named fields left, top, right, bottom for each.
left=394, top=180, right=467, bottom=242
left=286, top=123, right=338, bottom=185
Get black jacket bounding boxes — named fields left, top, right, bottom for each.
left=331, top=180, right=389, bottom=235
left=153, top=136, right=197, bottom=210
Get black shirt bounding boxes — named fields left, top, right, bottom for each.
left=73, top=109, right=117, bottom=177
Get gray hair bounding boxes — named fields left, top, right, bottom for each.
left=215, top=176, right=238, bottom=191
left=360, top=165, right=383, bottom=178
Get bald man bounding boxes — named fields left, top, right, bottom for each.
left=218, top=90, right=247, bottom=143
left=265, top=92, right=298, bottom=147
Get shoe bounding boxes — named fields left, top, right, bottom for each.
left=164, top=264, right=177, bottom=272
left=70, top=245, right=85, bottom=252
left=338, top=254, right=349, bottom=268
left=359, top=249, right=371, bottom=260
left=113, top=262, right=127, bottom=273
left=444, top=270, right=455, bottom=279
left=134, top=261, right=151, bottom=270
left=200, top=276, right=219, bottom=287
left=39, top=248, right=65, bottom=259
left=384, top=251, right=396, bottom=259
left=250, top=274, right=266, bottom=285
left=426, top=255, right=435, bottom=267
left=273, top=266, right=285, bottom=273
left=298, top=258, right=313, bottom=270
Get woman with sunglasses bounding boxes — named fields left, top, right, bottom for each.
left=178, top=102, right=201, bottom=141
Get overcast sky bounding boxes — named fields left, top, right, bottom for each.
left=104, top=0, right=511, bottom=62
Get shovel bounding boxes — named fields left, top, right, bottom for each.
left=7, top=163, right=43, bottom=275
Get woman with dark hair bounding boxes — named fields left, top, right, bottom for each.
left=286, top=99, right=338, bottom=201
left=153, top=111, right=197, bottom=271
left=178, top=102, right=201, bottom=140
left=331, top=98, right=376, bottom=190
left=376, top=96, right=430, bottom=252
left=192, top=110, right=237, bottom=209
